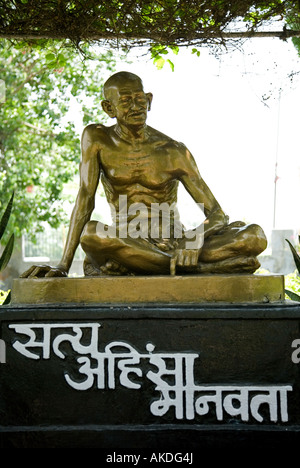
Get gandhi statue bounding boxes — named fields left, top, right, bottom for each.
left=21, top=71, right=267, bottom=279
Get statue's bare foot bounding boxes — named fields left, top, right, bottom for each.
left=20, top=264, right=67, bottom=278
left=83, top=257, right=133, bottom=276
left=195, top=256, right=261, bottom=274
left=100, top=260, right=134, bottom=276
left=83, top=259, right=102, bottom=276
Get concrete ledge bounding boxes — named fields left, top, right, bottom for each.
left=11, top=274, right=285, bottom=305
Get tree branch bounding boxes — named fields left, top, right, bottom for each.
left=12, top=65, right=49, bottom=95
left=23, top=122, right=56, bottom=137
left=0, top=29, right=300, bottom=42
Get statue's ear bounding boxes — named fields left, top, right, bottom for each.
left=146, top=92, right=153, bottom=111
left=101, top=100, right=116, bottom=118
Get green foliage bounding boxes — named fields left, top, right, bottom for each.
left=0, top=40, right=117, bottom=240
left=0, top=289, right=10, bottom=305
left=0, top=192, right=14, bottom=271
left=285, top=271, right=300, bottom=301
left=0, top=193, right=15, bottom=305
left=0, top=1, right=296, bottom=53
left=285, top=2, right=300, bottom=55
left=285, top=238, right=300, bottom=302
left=150, top=44, right=179, bottom=71
left=192, top=48, right=201, bottom=58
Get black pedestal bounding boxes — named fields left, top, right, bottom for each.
left=1, top=301, right=300, bottom=449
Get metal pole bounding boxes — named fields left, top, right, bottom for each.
left=273, top=89, right=282, bottom=229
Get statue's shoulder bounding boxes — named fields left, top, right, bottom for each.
left=82, top=123, right=111, bottom=138
left=149, top=126, right=186, bottom=151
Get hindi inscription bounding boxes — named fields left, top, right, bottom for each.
left=9, top=322, right=292, bottom=423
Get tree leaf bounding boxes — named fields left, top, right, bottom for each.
left=45, top=52, right=56, bottom=62
left=166, top=59, right=175, bottom=72
left=170, top=45, right=179, bottom=55
left=0, top=234, right=14, bottom=271
left=285, top=239, right=300, bottom=274
left=2, top=290, right=11, bottom=305
left=0, top=193, right=14, bottom=242
left=192, top=48, right=201, bottom=57
left=285, top=289, right=300, bottom=302
left=154, top=56, right=165, bottom=70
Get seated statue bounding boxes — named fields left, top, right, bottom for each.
left=21, top=71, right=267, bottom=279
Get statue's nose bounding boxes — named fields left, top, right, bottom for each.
left=132, top=99, right=140, bottom=109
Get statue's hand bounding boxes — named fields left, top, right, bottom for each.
left=170, top=249, right=200, bottom=276
left=20, top=264, right=68, bottom=278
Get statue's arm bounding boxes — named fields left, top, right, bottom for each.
left=20, top=125, right=101, bottom=278
left=54, top=126, right=100, bottom=274
left=169, top=146, right=228, bottom=275
left=178, top=147, right=228, bottom=238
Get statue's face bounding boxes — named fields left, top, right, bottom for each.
left=105, top=79, right=152, bottom=127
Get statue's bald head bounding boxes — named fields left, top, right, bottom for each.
left=103, top=71, right=144, bottom=100
left=101, top=71, right=153, bottom=120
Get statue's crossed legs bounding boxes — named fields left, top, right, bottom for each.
left=81, top=220, right=267, bottom=276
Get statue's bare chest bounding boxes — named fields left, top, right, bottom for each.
left=100, top=145, right=174, bottom=189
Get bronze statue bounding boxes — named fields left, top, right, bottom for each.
left=21, top=71, right=267, bottom=279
